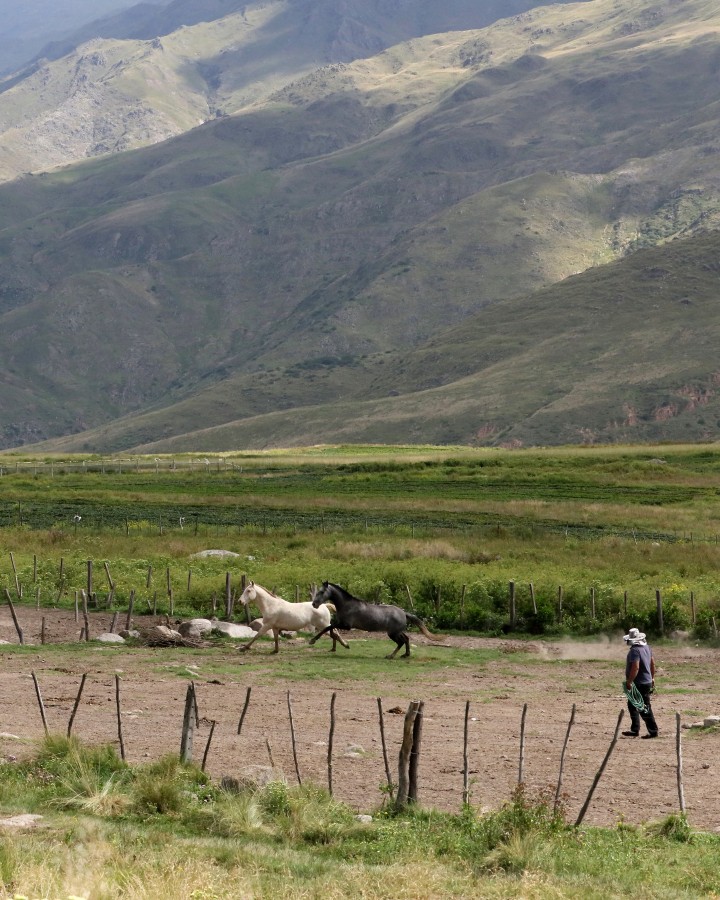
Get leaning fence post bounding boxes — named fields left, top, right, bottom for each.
left=201, top=721, right=217, bottom=773
left=554, top=703, right=576, bottom=811
left=31, top=672, right=49, bottom=735
left=656, top=589, right=664, bottom=635
left=67, top=674, right=88, bottom=737
left=287, top=691, right=302, bottom=785
left=237, top=687, right=252, bottom=735
left=377, top=698, right=394, bottom=800
left=4, top=589, right=24, bottom=645
left=575, top=710, right=624, bottom=827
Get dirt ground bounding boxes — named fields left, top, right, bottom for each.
left=1, top=607, right=719, bottom=831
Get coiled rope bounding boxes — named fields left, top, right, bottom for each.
left=622, top=681, right=648, bottom=714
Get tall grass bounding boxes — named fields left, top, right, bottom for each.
left=2, top=737, right=720, bottom=898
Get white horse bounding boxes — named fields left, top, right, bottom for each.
left=237, top=581, right=349, bottom=653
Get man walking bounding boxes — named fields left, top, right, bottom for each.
left=622, top=627, right=658, bottom=739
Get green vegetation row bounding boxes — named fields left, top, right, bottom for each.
left=2, top=444, right=720, bottom=640
left=0, top=735, right=717, bottom=899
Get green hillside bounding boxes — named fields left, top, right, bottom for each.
left=2, top=0, right=720, bottom=450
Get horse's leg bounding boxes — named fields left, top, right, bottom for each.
left=386, top=632, right=406, bottom=659
left=272, top=628, right=280, bottom=654
left=401, top=632, right=411, bottom=658
left=331, top=627, right=350, bottom=649
left=239, top=623, right=270, bottom=652
left=309, top=624, right=332, bottom=646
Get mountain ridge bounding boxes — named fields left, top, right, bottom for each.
left=2, top=0, right=720, bottom=450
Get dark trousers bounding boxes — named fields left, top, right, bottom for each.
left=627, top=682, right=658, bottom=735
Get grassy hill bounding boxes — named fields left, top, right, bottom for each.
left=0, top=0, right=588, bottom=183
left=2, top=0, right=720, bottom=450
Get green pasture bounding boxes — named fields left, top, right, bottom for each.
left=1, top=444, right=720, bottom=639
left=0, top=736, right=719, bottom=899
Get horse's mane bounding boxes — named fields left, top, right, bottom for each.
left=251, top=582, right=281, bottom=599
left=326, top=582, right=363, bottom=602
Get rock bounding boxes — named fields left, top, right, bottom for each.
left=190, top=549, right=240, bottom=559
left=119, top=629, right=140, bottom=639
left=343, top=744, right=366, bottom=758
left=235, top=765, right=284, bottom=789
left=156, top=625, right=182, bottom=639
left=212, top=621, right=256, bottom=639
left=704, top=716, right=720, bottom=728
left=0, top=814, right=44, bottom=829
left=178, top=618, right=213, bottom=638
left=354, top=814, right=373, bottom=824
left=95, top=633, right=125, bottom=643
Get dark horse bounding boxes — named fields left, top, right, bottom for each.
left=310, top=581, right=441, bottom=658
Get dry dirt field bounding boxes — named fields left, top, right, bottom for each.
left=1, top=607, right=720, bottom=831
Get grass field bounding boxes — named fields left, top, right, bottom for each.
left=2, top=444, right=720, bottom=897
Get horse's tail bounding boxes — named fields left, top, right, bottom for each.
left=406, top=612, right=443, bottom=641
left=325, top=602, right=337, bottom=614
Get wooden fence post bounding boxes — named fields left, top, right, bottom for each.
left=377, top=698, right=394, bottom=800
left=67, top=674, right=88, bottom=737
left=201, top=721, right=217, bottom=773
left=180, top=683, right=195, bottom=764
left=575, top=710, right=624, bottom=827
left=656, top=589, right=664, bottom=635
left=408, top=700, right=424, bottom=805
left=31, top=672, right=49, bottom=734
left=4, top=589, right=24, bottom=644
left=518, top=703, right=528, bottom=784
left=676, top=712, right=685, bottom=815
left=554, top=704, right=576, bottom=811
left=395, top=700, right=422, bottom=809
left=115, top=675, right=126, bottom=762
left=328, top=692, right=337, bottom=796
left=287, top=691, right=302, bottom=785
left=237, top=687, right=252, bottom=735
left=462, top=700, right=470, bottom=806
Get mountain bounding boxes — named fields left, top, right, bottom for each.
left=2, top=0, right=720, bottom=451
left=0, top=0, right=589, bottom=183
left=0, top=0, right=144, bottom=76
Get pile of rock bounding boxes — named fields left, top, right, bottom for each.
left=683, top=715, right=720, bottom=730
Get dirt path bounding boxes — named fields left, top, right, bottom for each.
left=1, top=608, right=719, bottom=830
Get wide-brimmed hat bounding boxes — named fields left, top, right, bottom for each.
left=623, top=627, right=647, bottom=645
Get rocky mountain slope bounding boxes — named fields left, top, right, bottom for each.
left=0, top=0, right=588, bottom=183
left=2, top=0, right=720, bottom=450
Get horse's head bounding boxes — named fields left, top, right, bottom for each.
left=311, top=581, right=330, bottom=608
left=238, top=581, right=256, bottom=606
